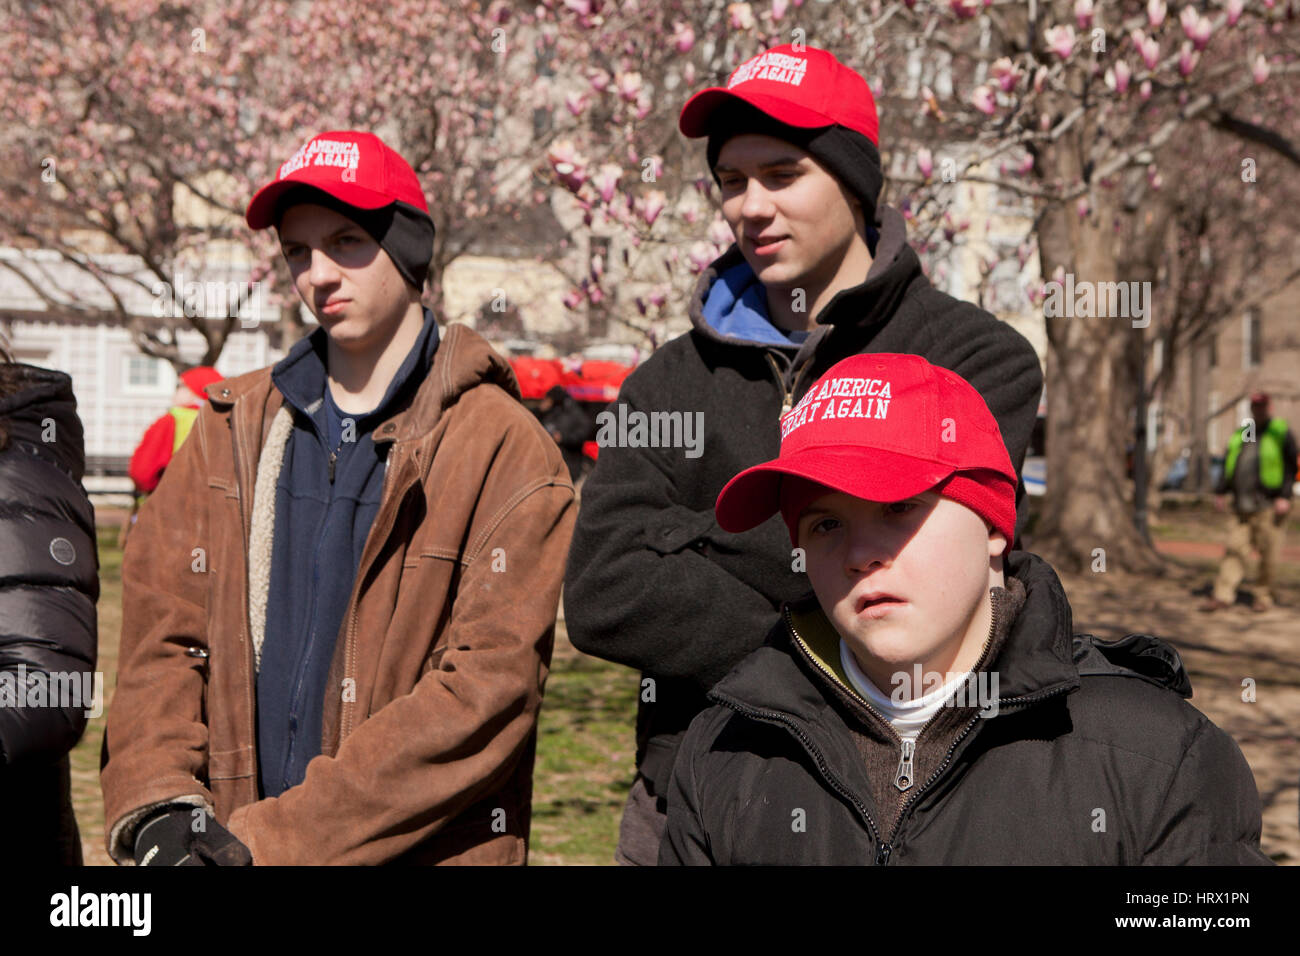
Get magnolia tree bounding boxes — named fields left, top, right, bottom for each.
left=0, top=0, right=557, bottom=368
left=540, top=0, right=1299, bottom=571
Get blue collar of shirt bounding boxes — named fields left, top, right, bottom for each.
left=701, top=260, right=810, bottom=347
left=272, top=308, right=441, bottom=432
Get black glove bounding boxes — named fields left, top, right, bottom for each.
left=133, top=806, right=253, bottom=866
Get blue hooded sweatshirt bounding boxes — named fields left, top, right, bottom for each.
left=700, top=260, right=812, bottom=347
left=257, top=310, right=441, bottom=797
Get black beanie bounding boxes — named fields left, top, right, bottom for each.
left=706, top=102, right=884, bottom=227
left=271, top=185, right=435, bottom=291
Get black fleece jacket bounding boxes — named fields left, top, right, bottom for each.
left=660, top=550, right=1271, bottom=865
left=563, top=205, right=1044, bottom=797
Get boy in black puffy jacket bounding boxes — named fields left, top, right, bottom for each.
left=661, top=353, right=1270, bottom=865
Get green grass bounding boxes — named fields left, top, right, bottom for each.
left=76, top=527, right=637, bottom=866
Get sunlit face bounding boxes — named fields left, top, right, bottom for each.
left=798, top=489, right=1006, bottom=693
left=715, top=134, right=867, bottom=294
left=277, top=203, right=412, bottom=354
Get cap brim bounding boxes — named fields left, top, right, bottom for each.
left=245, top=179, right=398, bottom=230
left=715, top=446, right=956, bottom=533
left=679, top=87, right=837, bottom=138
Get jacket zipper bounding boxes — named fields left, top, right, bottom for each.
left=763, top=352, right=808, bottom=416
left=879, top=681, right=1076, bottom=860
left=780, top=600, right=1072, bottom=861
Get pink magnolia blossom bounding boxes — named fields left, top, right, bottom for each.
left=990, top=57, right=1022, bottom=92
left=1045, top=24, right=1076, bottom=60
left=689, top=240, right=718, bottom=273
left=971, top=84, right=998, bottom=115
left=639, top=190, right=666, bottom=226
left=707, top=218, right=734, bottom=246
left=1105, top=60, right=1132, bottom=93
left=547, top=140, right=589, bottom=191
left=771, top=0, right=790, bottom=22
left=593, top=163, right=622, bottom=203
left=1132, top=30, right=1161, bottom=69
left=1033, top=66, right=1049, bottom=94
left=1016, top=152, right=1035, bottom=175
left=588, top=68, right=610, bottom=92
left=1227, top=0, right=1244, bottom=26
left=1178, top=42, right=1199, bottom=76
left=1074, top=0, right=1094, bottom=30
left=1179, top=6, right=1212, bottom=50
left=917, top=147, right=934, bottom=179
left=727, top=2, right=755, bottom=30
left=1147, top=166, right=1163, bottom=189
left=1147, top=0, right=1166, bottom=28
left=563, top=288, right=585, bottom=310
left=615, top=71, right=643, bottom=103
left=672, top=22, right=695, bottom=53
left=1140, top=79, right=1153, bottom=100
left=1252, top=53, right=1269, bottom=83
left=564, top=91, right=587, bottom=116
left=950, top=0, right=980, bottom=18
left=1076, top=197, right=1091, bottom=218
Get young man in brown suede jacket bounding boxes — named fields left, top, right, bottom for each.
left=100, top=131, right=575, bottom=865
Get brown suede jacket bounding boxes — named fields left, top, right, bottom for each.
left=100, top=323, right=576, bottom=865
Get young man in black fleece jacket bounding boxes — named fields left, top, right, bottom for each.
left=661, top=353, right=1268, bottom=865
left=563, top=44, right=1043, bottom=864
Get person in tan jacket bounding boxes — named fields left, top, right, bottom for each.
left=100, top=130, right=575, bottom=865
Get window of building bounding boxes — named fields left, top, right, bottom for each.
left=1243, top=308, right=1261, bottom=368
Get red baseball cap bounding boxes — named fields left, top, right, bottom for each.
left=245, top=130, right=429, bottom=230
left=715, top=354, right=1017, bottom=542
left=179, top=365, right=223, bottom=398
left=679, top=44, right=879, bottom=145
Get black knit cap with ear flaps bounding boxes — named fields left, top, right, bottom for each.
left=706, top=101, right=885, bottom=228
left=271, top=185, right=435, bottom=291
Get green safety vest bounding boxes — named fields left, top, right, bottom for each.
left=134, top=405, right=200, bottom=507
left=1224, top=416, right=1289, bottom=490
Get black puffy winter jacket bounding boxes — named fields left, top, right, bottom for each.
left=0, top=362, right=99, bottom=865
left=660, top=550, right=1271, bottom=865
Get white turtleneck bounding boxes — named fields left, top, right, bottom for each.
left=839, top=641, right=972, bottom=741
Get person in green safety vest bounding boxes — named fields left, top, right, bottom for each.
left=124, top=366, right=223, bottom=540
left=1201, top=391, right=1297, bottom=613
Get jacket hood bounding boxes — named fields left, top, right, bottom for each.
left=0, top=363, right=85, bottom=480
left=205, top=320, right=521, bottom=444
left=708, top=550, right=1188, bottom=729
left=687, top=204, right=924, bottom=350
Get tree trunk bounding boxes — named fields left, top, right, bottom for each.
left=1029, top=126, right=1165, bottom=574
